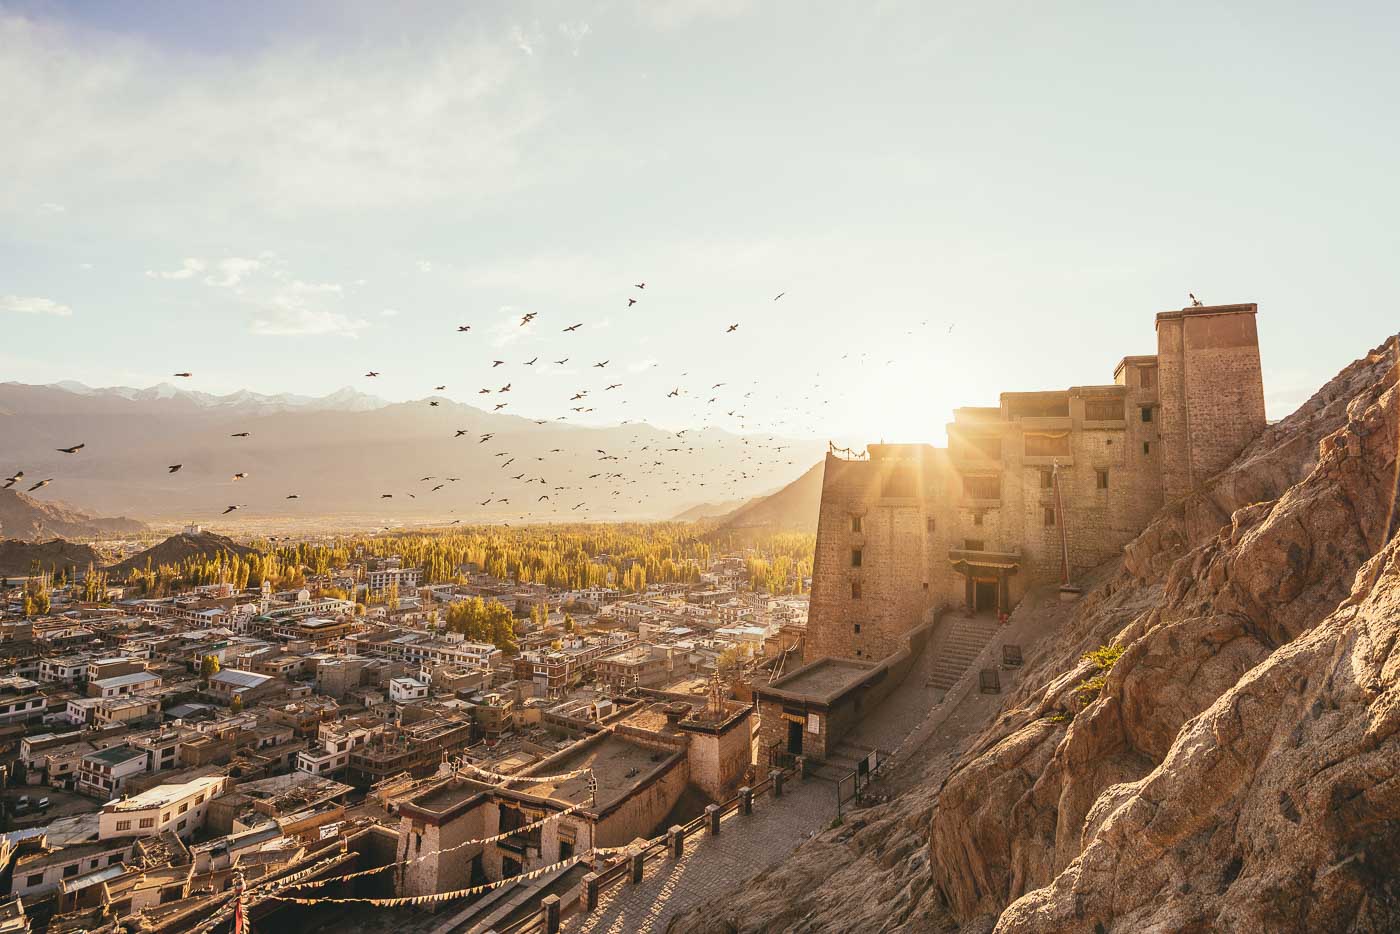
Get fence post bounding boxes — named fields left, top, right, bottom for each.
left=583, top=872, right=600, bottom=912
left=770, top=769, right=784, bottom=798
left=630, top=850, right=645, bottom=884
left=542, top=894, right=561, bottom=934
left=706, top=803, right=721, bottom=837
left=668, top=824, right=684, bottom=859
left=739, top=786, right=752, bottom=816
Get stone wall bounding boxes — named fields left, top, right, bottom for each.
left=593, top=753, right=689, bottom=848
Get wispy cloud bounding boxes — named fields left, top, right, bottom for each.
left=146, top=258, right=206, bottom=280
left=204, top=257, right=263, bottom=288
left=1, top=295, right=72, bottom=316
left=250, top=295, right=368, bottom=338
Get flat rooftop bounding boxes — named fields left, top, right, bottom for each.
left=764, top=657, right=878, bottom=699
left=524, top=734, right=673, bottom=807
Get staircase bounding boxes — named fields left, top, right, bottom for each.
left=926, top=615, right=1003, bottom=690
left=811, top=740, right=881, bottom=784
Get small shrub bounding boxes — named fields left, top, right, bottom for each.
left=1074, top=674, right=1106, bottom=703
left=1045, top=712, right=1071, bottom=724
left=1082, top=644, right=1125, bottom=671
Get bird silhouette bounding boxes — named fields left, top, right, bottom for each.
left=492, top=360, right=505, bottom=367
left=1189, top=292, right=1204, bottom=307
left=627, top=298, right=637, bottom=306
left=221, top=504, right=244, bottom=514
left=668, top=388, right=680, bottom=397
left=563, top=323, right=582, bottom=332
left=494, top=403, right=508, bottom=411
left=554, top=358, right=569, bottom=365
left=232, top=472, right=247, bottom=481
left=285, top=494, right=299, bottom=499
left=634, top=282, right=645, bottom=290
left=2, top=472, right=22, bottom=489
left=500, top=383, right=512, bottom=392
left=435, top=385, right=446, bottom=390
left=168, top=465, right=182, bottom=473
left=773, top=292, right=785, bottom=301
left=520, top=312, right=537, bottom=326
left=57, top=443, right=85, bottom=454
left=231, top=432, right=250, bottom=438
left=429, top=401, right=440, bottom=407
left=524, top=357, right=538, bottom=365
left=455, top=430, right=468, bottom=437
left=726, top=324, right=738, bottom=333
left=606, top=383, right=622, bottom=390
left=365, top=371, right=380, bottom=377
left=380, top=493, right=393, bottom=499
left=593, top=360, right=609, bottom=368
left=457, top=325, right=472, bottom=332
left=173, top=372, right=192, bottom=378
left=27, top=479, right=52, bottom=492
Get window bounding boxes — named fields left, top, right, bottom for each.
left=964, top=476, right=1001, bottom=500
left=1084, top=398, right=1124, bottom=421
left=850, top=581, right=862, bottom=600
left=973, top=511, right=985, bottom=526
left=1096, top=469, right=1110, bottom=490
left=1139, top=368, right=1156, bottom=390
left=851, top=549, right=862, bottom=568
left=1143, top=441, right=1151, bottom=455
left=108, top=854, right=121, bottom=866
left=922, top=582, right=929, bottom=591
left=160, top=812, right=170, bottom=823
left=1044, top=507, right=1056, bottom=527
left=850, top=515, right=862, bottom=533
left=177, top=819, right=186, bottom=831
left=26, top=873, right=44, bottom=887
left=178, top=803, right=188, bottom=814
left=853, top=623, right=861, bottom=634
left=1141, top=406, right=1153, bottom=423
left=1040, top=469, right=1054, bottom=489
left=116, top=820, right=131, bottom=831
left=62, top=864, right=78, bottom=878
left=140, top=817, right=155, bottom=829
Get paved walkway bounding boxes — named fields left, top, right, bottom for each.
left=562, top=777, right=834, bottom=934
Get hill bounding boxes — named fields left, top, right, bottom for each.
left=0, top=382, right=824, bottom=523
left=673, top=334, right=1400, bottom=932
left=0, top=539, right=104, bottom=577
left=711, top=460, right=825, bottom=533
left=669, top=499, right=746, bottom=522
left=0, top=488, right=146, bottom=542
left=107, top=531, right=256, bottom=575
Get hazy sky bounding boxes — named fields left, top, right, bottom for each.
left=3, top=0, right=1397, bottom=445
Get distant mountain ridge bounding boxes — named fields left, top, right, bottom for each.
left=0, top=489, right=146, bottom=542
left=0, top=381, right=826, bottom=522
left=107, top=531, right=254, bottom=574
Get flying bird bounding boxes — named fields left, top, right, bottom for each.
left=554, top=358, right=569, bottom=365
left=457, top=325, right=472, bottom=332
left=27, top=479, right=52, bottom=492
left=365, top=371, right=379, bottom=377
left=285, top=494, right=299, bottom=499
left=231, top=432, right=250, bottom=438
left=634, top=282, right=645, bottom=290
left=494, top=403, right=508, bottom=411
left=221, top=504, right=243, bottom=514
left=524, top=357, right=538, bottom=365
left=668, top=388, right=680, bottom=397
left=167, top=465, right=182, bottom=473
left=520, top=312, right=537, bottom=326
left=606, top=383, right=621, bottom=390
left=429, top=401, right=440, bottom=407
left=380, top=494, right=393, bottom=499
left=500, top=383, right=512, bottom=392
left=232, top=472, right=247, bottom=481
left=435, top=385, right=446, bottom=390
left=627, top=298, right=637, bottom=307
left=726, top=324, right=738, bottom=333
left=492, top=360, right=505, bottom=367
left=173, top=372, right=192, bottom=378
left=563, top=323, right=582, bottom=332
left=455, top=430, right=469, bottom=437
left=773, top=292, right=785, bottom=301
left=1189, top=292, right=1204, bottom=307
left=2, top=472, right=22, bottom=489
left=57, top=443, right=85, bottom=454
left=593, top=360, right=609, bottom=368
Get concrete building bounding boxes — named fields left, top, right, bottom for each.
left=98, top=775, right=230, bottom=840
left=807, top=303, right=1267, bottom=663
left=77, top=746, right=148, bottom=798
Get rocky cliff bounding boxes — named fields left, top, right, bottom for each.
left=669, top=335, right=1398, bottom=933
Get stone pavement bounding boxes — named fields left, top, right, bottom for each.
left=561, top=776, right=834, bottom=934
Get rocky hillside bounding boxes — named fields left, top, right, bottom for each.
left=669, top=334, right=1398, bottom=933
left=712, top=460, right=824, bottom=534
left=0, top=488, right=145, bottom=542
left=0, top=539, right=104, bottom=577
left=106, top=530, right=255, bottom=575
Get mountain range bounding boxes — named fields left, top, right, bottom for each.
left=0, top=381, right=827, bottom=524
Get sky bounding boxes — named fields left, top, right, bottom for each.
left=2, top=0, right=1398, bottom=447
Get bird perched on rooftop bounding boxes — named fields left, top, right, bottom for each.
left=173, top=372, right=192, bottom=378
left=167, top=465, right=182, bottom=473
left=221, top=504, right=244, bottom=514
left=231, top=432, right=250, bottom=438
left=27, top=479, right=52, bottom=492
left=57, top=443, right=85, bottom=454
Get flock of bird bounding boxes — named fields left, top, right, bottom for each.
left=7, top=281, right=835, bottom=527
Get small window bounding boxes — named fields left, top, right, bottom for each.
left=116, top=820, right=131, bottom=831
left=1044, top=507, right=1056, bottom=527
left=1096, top=469, right=1110, bottom=490
left=62, top=864, right=78, bottom=878
left=178, top=803, right=188, bottom=814
left=1141, top=406, right=1153, bottom=423
left=850, top=516, right=862, bottom=533
left=853, top=623, right=861, bottom=634
left=26, top=874, right=43, bottom=887
left=973, top=512, right=985, bottom=526
left=139, top=817, right=155, bottom=829
left=925, top=517, right=936, bottom=533
left=1143, top=441, right=1151, bottom=455
left=850, top=581, right=862, bottom=600
left=1040, top=470, right=1053, bottom=490
left=922, top=582, right=929, bottom=591
left=851, top=549, right=862, bottom=568
left=854, top=649, right=862, bottom=657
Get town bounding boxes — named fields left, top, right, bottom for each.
left=0, top=528, right=812, bottom=932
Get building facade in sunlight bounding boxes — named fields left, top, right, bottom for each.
left=808, top=303, right=1267, bottom=662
